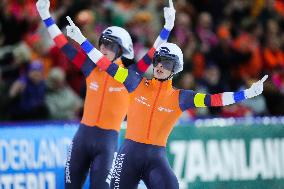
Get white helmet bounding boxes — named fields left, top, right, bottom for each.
left=154, top=42, right=184, bottom=74
left=99, top=26, right=134, bottom=59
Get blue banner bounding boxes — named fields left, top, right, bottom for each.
left=0, top=122, right=78, bottom=189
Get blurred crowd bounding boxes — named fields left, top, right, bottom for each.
left=1, top=0, right=284, bottom=122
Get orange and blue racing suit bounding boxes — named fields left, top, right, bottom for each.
left=78, top=37, right=253, bottom=189
left=42, top=15, right=171, bottom=189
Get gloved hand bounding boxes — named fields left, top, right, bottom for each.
left=66, top=16, right=86, bottom=45
left=245, top=75, right=268, bottom=98
left=163, top=0, right=176, bottom=31
left=36, top=0, right=50, bottom=20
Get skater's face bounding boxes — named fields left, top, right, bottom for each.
left=99, top=37, right=122, bottom=61
left=100, top=44, right=116, bottom=61
left=153, top=58, right=174, bottom=80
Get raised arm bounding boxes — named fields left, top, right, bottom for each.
left=36, top=0, right=95, bottom=77
left=135, top=0, right=176, bottom=74
left=179, top=75, right=268, bottom=111
left=66, top=17, right=142, bottom=93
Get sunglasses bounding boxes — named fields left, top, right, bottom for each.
left=153, top=56, right=175, bottom=71
left=99, top=37, right=121, bottom=53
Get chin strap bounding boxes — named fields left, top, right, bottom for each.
left=121, top=56, right=135, bottom=68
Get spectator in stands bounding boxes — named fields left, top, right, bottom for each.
left=176, top=71, right=197, bottom=123
left=127, top=10, right=156, bottom=60
left=0, top=0, right=30, bottom=46
left=272, top=67, right=284, bottom=94
left=8, top=60, right=48, bottom=120
left=267, top=66, right=284, bottom=115
left=173, top=12, right=202, bottom=78
left=233, top=22, right=263, bottom=84
left=45, top=67, right=82, bottom=120
left=197, top=64, right=227, bottom=116
left=25, top=33, right=53, bottom=78
left=75, top=10, right=97, bottom=45
left=263, top=34, right=284, bottom=72
left=258, top=0, right=281, bottom=26
left=207, top=24, right=251, bottom=89
left=196, top=12, right=218, bottom=53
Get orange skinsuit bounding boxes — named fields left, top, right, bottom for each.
left=82, top=45, right=249, bottom=146
left=76, top=26, right=261, bottom=189
left=81, top=59, right=128, bottom=131
left=127, top=79, right=182, bottom=146
left=48, top=31, right=155, bottom=131
left=42, top=13, right=162, bottom=189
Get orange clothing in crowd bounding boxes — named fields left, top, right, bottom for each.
left=233, top=33, right=263, bottom=79
left=275, top=0, right=284, bottom=17
left=30, top=51, right=53, bottom=78
left=263, top=47, right=284, bottom=71
left=192, top=52, right=205, bottom=79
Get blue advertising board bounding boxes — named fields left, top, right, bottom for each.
left=0, top=122, right=129, bottom=189
left=0, top=122, right=79, bottom=189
